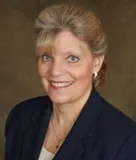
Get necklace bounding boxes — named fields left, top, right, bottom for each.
left=50, top=119, right=67, bottom=149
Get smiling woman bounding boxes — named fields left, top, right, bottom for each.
left=37, top=30, right=102, bottom=105
left=35, top=4, right=107, bottom=88
left=5, top=3, right=136, bottom=160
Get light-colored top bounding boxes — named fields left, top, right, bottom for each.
left=38, top=147, right=55, bottom=160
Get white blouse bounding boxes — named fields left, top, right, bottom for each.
left=38, top=147, right=55, bottom=160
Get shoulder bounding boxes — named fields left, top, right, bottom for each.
left=99, top=97, right=136, bottom=133
left=5, top=96, right=50, bottom=137
left=95, top=96, right=136, bottom=158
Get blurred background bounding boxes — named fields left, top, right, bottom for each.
left=1, top=0, right=136, bottom=158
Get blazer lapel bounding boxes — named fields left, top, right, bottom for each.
left=20, top=96, right=52, bottom=160
left=53, top=130, right=83, bottom=160
left=53, top=87, right=104, bottom=160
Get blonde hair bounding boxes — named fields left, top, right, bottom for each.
left=34, top=4, right=108, bottom=87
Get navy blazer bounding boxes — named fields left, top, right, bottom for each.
left=5, top=88, right=136, bottom=160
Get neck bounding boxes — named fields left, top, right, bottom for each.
left=52, top=86, right=92, bottom=128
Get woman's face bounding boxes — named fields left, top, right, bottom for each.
left=37, top=31, right=104, bottom=105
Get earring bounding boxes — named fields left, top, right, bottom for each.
left=93, top=72, right=98, bottom=78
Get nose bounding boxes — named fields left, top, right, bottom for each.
left=49, top=60, right=65, bottom=77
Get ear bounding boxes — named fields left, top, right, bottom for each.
left=93, top=55, right=105, bottom=73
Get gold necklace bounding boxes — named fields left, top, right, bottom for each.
left=51, top=119, right=67, bottom=149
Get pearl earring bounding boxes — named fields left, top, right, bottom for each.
left=93, top=72, right=98, bottom=78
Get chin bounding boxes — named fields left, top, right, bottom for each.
left=49, top=94, right=72, bottom=105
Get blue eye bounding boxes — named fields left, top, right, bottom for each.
left=67, top=55, right=79, bottom=63
left=42, top=55, right=52, bottom=62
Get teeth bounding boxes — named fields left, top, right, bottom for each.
left=51, top=81, right=72, bottom=87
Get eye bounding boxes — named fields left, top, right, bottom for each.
left=67, top=55, right=79, bottom=63
left=41, top=55, right=52, bottom=62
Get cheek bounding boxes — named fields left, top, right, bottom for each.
left=38, top=66, right=44, bottom=77
left=71, top=64, right=93, bottom=82
left=38, top=68, right=45, bottom=77
left=37, top=62, right=48, bottom=77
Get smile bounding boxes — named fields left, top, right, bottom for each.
left=50, top=81, right=73, bottom=88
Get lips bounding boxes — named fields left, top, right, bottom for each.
left=50, top=81, right=73, bottom=89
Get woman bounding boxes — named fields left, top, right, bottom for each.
left=5, top=4, right=136, bottom=160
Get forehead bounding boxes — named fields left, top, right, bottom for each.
left=53, top=31, right=81, bottom=52
left=36, top=30, right=91, bottom=56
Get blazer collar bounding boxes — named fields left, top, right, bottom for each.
left=71, top=86, right=104, bottom=138
left=30, top=96, right=52, bottom=124
left=21, top=97, right=52, bottom=160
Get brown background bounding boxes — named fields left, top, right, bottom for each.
left=1, top=0, right=136, bottom=159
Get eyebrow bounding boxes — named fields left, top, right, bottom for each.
left=62, top=51, right=77, bottom=55
left=60, top=51, right=81, bottom=56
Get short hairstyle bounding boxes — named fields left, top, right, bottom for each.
left=34, top=4, right=108, bottom=87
